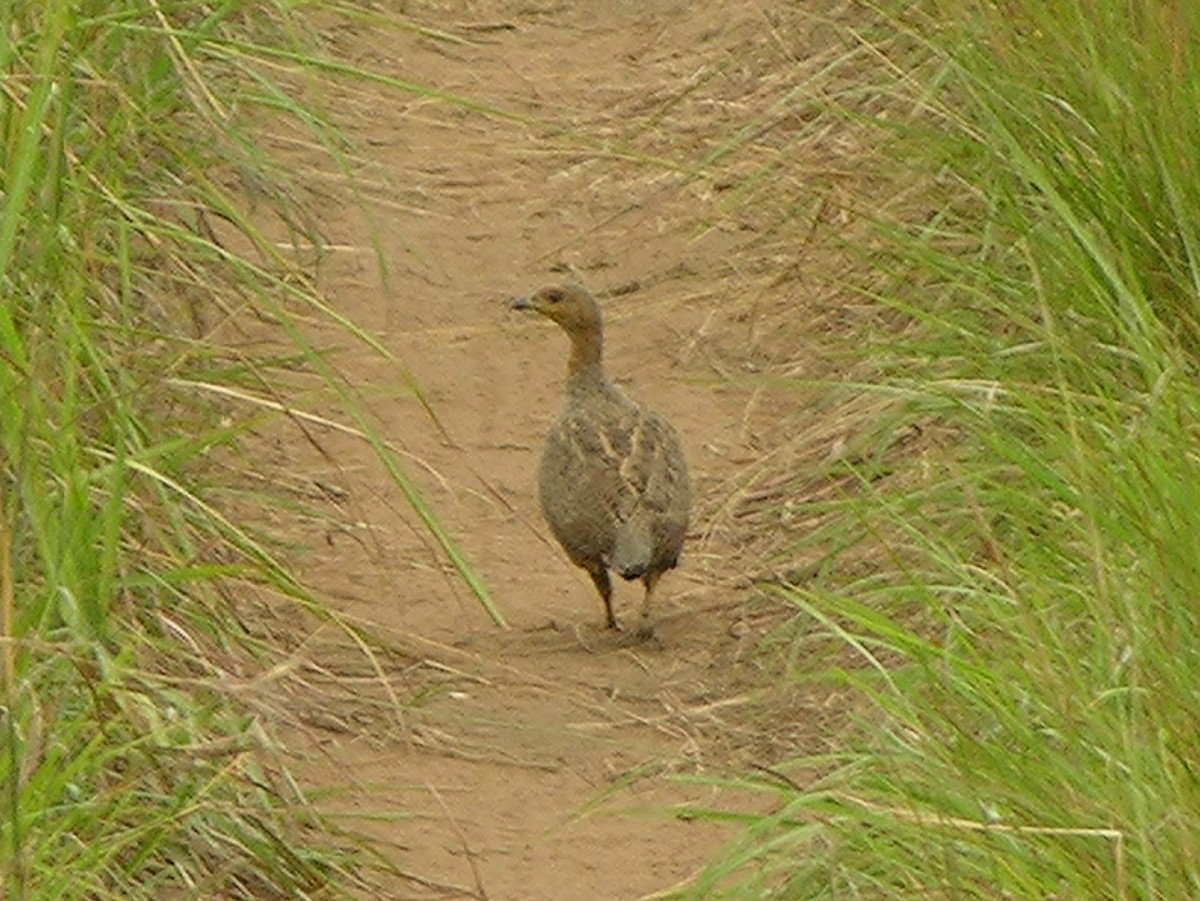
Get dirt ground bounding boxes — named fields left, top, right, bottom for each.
left=237, top=1, right=868, bottom=898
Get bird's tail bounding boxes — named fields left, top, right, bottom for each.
left=610, top=522, right=652, bottom=580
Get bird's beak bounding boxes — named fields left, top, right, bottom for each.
left=511, top=295, right=535, bottom=311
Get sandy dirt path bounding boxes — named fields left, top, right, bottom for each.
left=238, top=2, right=855, bottom=897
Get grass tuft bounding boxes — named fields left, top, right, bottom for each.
left=690, top=0, right=1200, bottom=897
left=0, top=1, right=501, bottom=896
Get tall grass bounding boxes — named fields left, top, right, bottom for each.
left=690, top=1, right=1200, bottom=897
left=0, top=2, right=495, bottom=897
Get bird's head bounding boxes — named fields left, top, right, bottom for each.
left=511, top=283, right=602, bottom=334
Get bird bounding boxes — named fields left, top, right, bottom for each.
left=511, top=282, right=691, bottom=639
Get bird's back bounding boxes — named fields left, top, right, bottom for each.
left=538, top=383, right=690, bottom=579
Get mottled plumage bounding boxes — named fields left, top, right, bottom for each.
left=512, top=283, right=690, bottom=638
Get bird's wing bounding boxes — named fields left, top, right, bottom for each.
left=541, top=412, right=626, bottom=518
left=548, top=404, right=688, bottom=519
left=625, top=408, right=690, bottom=523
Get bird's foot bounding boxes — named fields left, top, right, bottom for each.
left=634, top=621, right=657, bottom=642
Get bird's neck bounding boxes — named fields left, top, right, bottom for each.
left=566, top=324, right=606, bottom=386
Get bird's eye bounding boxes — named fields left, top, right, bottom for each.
left=544, top=289, right=563, bottom=303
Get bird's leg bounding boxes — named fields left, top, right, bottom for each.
left=587, top=567, right=619, bottom=630
left=636, top=571, right=662, bottom=640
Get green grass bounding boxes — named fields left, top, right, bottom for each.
left=686, top=1, right=1200, bottom=898
left=0, top=2, right=501, bottom=897
left=11, top=0, right=1195, bottom=896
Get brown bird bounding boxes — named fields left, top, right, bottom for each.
left=512, top=283, right=691, bottom=639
